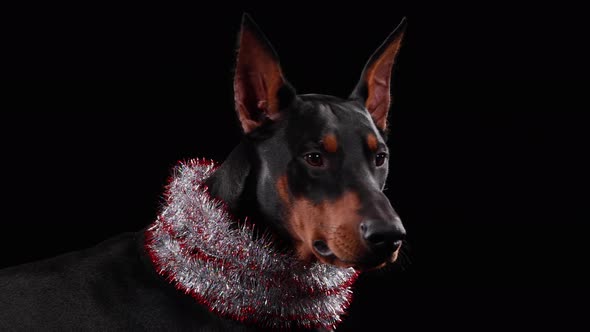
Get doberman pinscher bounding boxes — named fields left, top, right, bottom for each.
left=0, top=14, right=407, bottom=331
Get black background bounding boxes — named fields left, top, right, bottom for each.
left=2, top=1, right=588, bottom=330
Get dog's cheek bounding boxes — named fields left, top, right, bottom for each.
left=289, top=199, right=322, bottom=260
left=276, top=174, right=320, bottom=247
left=276, top=175, right=290, bottom=204
left=276, top=175, right=300, bottom=237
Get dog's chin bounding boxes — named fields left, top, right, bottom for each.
left=353, top=250, right=400, bottom=271
left=313, top=253, right=394, bottom=271
left=309, top=241, right=400, bottom=271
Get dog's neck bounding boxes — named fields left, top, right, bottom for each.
left=145, top=159, right=357, bottom=330
left=204, top=140, right=292, bottom=246
left=204, top=140, right=252, bottom=214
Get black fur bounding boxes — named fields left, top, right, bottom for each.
left=0, top=232, right=269, bottom=331
left=0, top=14, right=406, bottom=331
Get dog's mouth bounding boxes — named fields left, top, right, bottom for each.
left=312, top=240, right=398, bottom=271
left=313, top=240, right=334, bottom=257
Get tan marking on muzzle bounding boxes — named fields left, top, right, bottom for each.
left=276, top=176, right=365, bottom=265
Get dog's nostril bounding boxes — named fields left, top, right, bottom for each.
left=366, top=232, right=387, bottom=246
left=360, top=220, right=405, bottom=249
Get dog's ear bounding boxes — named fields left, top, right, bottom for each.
left=234, top=14, right=295, bottom=133
left=350, top=18, right=407, bottom=131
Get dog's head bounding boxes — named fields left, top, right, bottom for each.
left=234, top=14, right=406, bottom=271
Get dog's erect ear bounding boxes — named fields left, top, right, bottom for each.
left=350, top=18, right=407, bottom=131
left=234, top=14, right=295, bottom=133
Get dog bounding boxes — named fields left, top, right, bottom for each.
left=0, top=14, right=407, bottom=331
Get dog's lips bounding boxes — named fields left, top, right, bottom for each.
left=311, top=240, right=400, bottom=271
left=311, top=240, right=349, bottom=267
left=312, top=240, right=334, bottom=257
left=311, top=240, right=370, bottom=270
left=356, top=248, right=401, bottom=271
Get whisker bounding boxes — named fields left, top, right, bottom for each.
left=397, top=240, right=413, bottom=271
left=399, top=250, right=410, bottom=271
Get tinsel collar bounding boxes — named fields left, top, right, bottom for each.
left=145, top=159, right=358, bottom=330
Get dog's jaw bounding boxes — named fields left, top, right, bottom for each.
left=146, top=159, right=358, bottom=330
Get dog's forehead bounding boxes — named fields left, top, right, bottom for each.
left=291, top=95, right=379, bottom=142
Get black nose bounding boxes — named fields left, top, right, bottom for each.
left=360, top=219, right=406, bottom=254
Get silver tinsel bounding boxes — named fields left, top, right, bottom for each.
left=145, top=159, right=358, bottom=330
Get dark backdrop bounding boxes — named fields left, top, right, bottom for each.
left=2, top=1, right=588, bottom=331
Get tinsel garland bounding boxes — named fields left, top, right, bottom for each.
left=145, top=159, right=358, bottom=330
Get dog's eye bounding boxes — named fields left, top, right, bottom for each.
left=375, top=153, right=387, bottom=167
left=304, top=153, right=324, bottom=167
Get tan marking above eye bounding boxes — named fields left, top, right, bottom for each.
left=367, top=133, right=378, bottom=151
left=322, top=134, right=338, bottom=153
